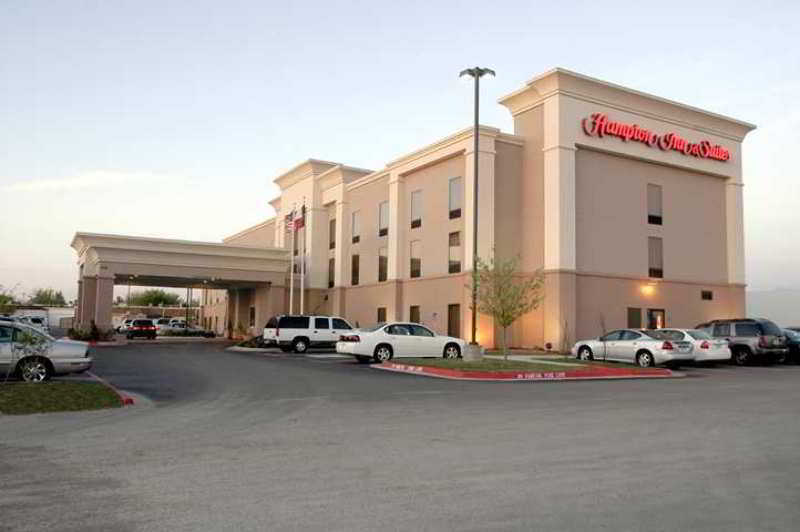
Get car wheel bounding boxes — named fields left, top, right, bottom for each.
left=18, top=357, right=51, bottom=382
left=732, top=347, right=750, bottom=366
left=292, top=338, right=309, bottom=354
left=443, top=344, right=461, bottom=359
left=636, top=351, right=655, bottom=368
left=373, top=344, right=393, bottom=363
left=355, top=355, right=371, bottom=364
left=774, top=352, right=787, bottom=365
left=578, top=346, right=593, bottom=361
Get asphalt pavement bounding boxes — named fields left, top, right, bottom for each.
left=1, top=343, right=799, bottom=532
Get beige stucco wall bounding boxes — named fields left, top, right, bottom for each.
left=223, top=219, right=276, bottom=248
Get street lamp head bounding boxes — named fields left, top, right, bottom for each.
left=459, top=67, right=496, bottom=79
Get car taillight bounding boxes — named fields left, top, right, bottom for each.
left=661, top=341, right=674, bottom=350
left=275, top=327, right=280, bottom=338
left=340, top=335, right=360, bottom=342
left=758, top=335, right=769, bottom=348
left=700, top=341, right=710, bottom=349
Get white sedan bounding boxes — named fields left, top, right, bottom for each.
left=647, top=328, right=730, bottom=362
left=336, top=322, right=466, bottom=363
left=571, top=328, right=695, bottom=367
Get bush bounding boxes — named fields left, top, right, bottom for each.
left=236, top=336, right=269, bottom=348
left=67, top=327, right=115, bottom=342
left=162, top=329, right=213, bottom=338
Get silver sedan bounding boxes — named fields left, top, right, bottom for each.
left=0, top=322, right=92, bottom=382
left=571, top=328, right=695, bottom=367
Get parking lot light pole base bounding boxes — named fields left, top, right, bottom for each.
left=463, top=343, right=484, bottom=361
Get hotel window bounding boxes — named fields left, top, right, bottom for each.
left=409, top=305, right=420, bottom=324
left=328, top=258, right=335, bottom=288
left=378, top=201, right=389, bottom=237
left=329, top=218, right=336, bottom=249
left=351, top=254, right=360, bottom=286
left=377, top=307, right=387, bottom=323
left=647, top=184, right=663, bottom=225
left=249, top=307, right=255, bottom=327
left=449, top=177, right=462, bottom=219
left=647, top=309, right=666, bottom=329
left=378, top=246, right=388, bottom=282
left=448, top=231, right=461, bottom=273
left=351, top=211, right=360, bottom=244
left=410, top=240, right=421, bottom=278
left=627, top=307, right=642, bottom=328
left=410, top=190, right=422, bottom=229
left=648, top=237, right=663, bottom=278
left=702, top=290, right=713, bottom=301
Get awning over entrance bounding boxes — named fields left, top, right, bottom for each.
left=70, top=232, right=289, bottom=329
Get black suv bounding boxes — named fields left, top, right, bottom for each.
left=696, top=318, right=788, bottom=365
left=126, top=319, right=157, bottom=340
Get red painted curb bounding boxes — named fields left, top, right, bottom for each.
left=373, top=362, right=676, bottom=382
left=87, top=372, right=135, bottom=405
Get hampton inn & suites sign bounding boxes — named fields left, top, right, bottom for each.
left=581, top=113, right=731, bottom=162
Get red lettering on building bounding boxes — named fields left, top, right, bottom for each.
left=581, top=113, right=730, bottom=162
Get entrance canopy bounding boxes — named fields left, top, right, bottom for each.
left=70, top=232, right=289, bottom=328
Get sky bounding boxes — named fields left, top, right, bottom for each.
left=1, top=0, right=798, bottom=301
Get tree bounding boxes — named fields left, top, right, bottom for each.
left=128, top=289, right=182, bottom=307
left=28, top=288, right=67, bottom=306
left=470, top=256, right=544, bottom=360
left=0, top=285, right=17, bottom=315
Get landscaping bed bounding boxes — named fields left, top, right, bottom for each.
left=0, top=381, right=123, bottom=415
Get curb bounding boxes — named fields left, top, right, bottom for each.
left=86, top=372, right=135, bottom=405
left=226, top=346, right=275, bottom=353
left=372, top=362, right=680, bottom=382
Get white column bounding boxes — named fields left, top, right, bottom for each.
left=542, top=144, right=577, bottom=271
left=387, top=174, right=405, bottom=280
left=725, top=181, right=746, bottom=285
left=334, top=200, right=348, bottom=287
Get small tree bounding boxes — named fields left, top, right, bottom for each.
left=471, top=256, right=544, bottom=360
left=128, top=289, right=182, bottom=307
left=28, top=288, right=67, bottom=306
left=0, top=286, right=17, bottom=315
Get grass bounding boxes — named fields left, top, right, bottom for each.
left=400, top=358, right=582, bottom=372
left=0, top=381, right=122, bottom=415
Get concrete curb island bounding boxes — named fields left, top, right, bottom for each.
left=372, top=362, right=682, bottom=382
left=87, top=371, right=136, bottom=405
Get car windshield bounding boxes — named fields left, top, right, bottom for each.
left=363, top=323, right=386, bottom=332
left=16, top=323, right=53, bottom=341
left=687, top=330, right=712, bottom=340
left=784, top=329, right=800, bottom=340
left=758, top=320, right=783, bottom=336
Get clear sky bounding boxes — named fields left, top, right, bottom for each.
left=1, top=0, right=798, bottom=300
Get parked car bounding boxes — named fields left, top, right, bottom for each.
left=0, top=322, right=92, bottom=382
left=117, top=319, right=134, bottom=333
left=263, top=315, right=354, bottom=353
left=571, top=328, right=694, bottom=367
left=18, top=315, right=50, bottom=334
left=159, top=321, right=215, bottom=338
left=154, top=317, right=172, bottom=332
left=695, top=319, right=787, bottom=365
left=647, top=328, right=730, bottom=363
left=783, top=329, right=800, bottom=364
left=126, top=319, right=157, bottom=340
left=336, top=322, right=465, bottom=363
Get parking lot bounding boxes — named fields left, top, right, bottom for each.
left=2, top=342, right=800, bottom=531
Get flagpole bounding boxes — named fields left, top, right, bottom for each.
left=300, top=200, right=306, bottom=315
left=289, top=207, right=295, bottom=314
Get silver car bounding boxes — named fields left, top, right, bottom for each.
left=0, top=322, right=92, bottom=382
left=571, top=328, right=695, bottom=367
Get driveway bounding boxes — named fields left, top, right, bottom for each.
left=1, top=343, right=799, bottom=531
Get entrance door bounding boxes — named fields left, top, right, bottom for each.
left=647, top=309, right=666, bottom=329
left=447, top=304, right=461, bottom=338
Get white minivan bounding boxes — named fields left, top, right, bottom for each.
left=263, top=315, right=354, bottom=353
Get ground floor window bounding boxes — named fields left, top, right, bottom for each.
left=409, top=305, right=420, bottom=323
left=647, top=308, right=666, bottom=329
left=377, top=307, right=387, bottom=323
left=249, top=306, right=255, bottom=327
left=627, top=307, right=642, bottom=328
left=214, top=316, right=218, bottom=331
left=447, top=304, right=461, bottom=338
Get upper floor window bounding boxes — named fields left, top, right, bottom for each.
left=448, top=231, right=461, bottom=273
left=328, top=258, right=335, bottom=288
left=329, top=218, right=336, bottom=249
left=648, top=237, right=663, bottom=278
left=410, top=240, right=421, bottom=278
left=378, top=201, right=389, bottom=237
left=449, top=177, right=462, bottom=219
left=378, top=247, right=388, bottom=282
left=410, top=190, right=422, bottom=228
left=648, top=184, right=663, bottom=225
left=351, top=211, right=360, bottom=244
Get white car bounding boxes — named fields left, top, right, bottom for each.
left=0, top=322, right=92, bottom=382
left=263, top=315, right=354, bottom=353
left=154, top=318, right=172, bottom=333
left=571, top=328, right=695, bottom=367
left=646, top=328, right=730, bottom=362
left=117, top=319, right=134, bottom=333
left=336, top=322, right=465, bottom=363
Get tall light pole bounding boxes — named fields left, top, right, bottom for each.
left=459, top=66, right=495, bottom=346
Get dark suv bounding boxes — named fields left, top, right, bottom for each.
left=126, top=319, right=157, bottom=340
left=696, top=319, right=787, bottom=365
